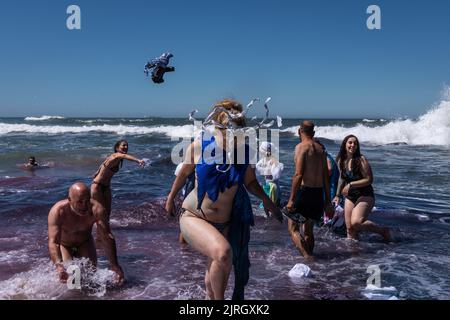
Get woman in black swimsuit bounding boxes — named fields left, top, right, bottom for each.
left=334, top=135, right=390, bottom=242
left=91, top=140, right=145, bottom=218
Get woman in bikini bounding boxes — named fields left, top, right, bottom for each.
left=334, top=135, right=391, bottom=242
left=165, top=99, right=282, bottom=300
left=91, top=140, right=145, bottom=218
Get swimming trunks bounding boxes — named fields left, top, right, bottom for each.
left=292, top=186, right=324, bottom=222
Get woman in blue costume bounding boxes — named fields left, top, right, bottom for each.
left=165, top=99, right=283, bottom=300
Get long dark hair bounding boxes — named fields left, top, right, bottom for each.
left=336, top=135, right=362, bottom=178
left=113, top=140, right=127, bottom=168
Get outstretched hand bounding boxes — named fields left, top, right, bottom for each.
left=138, top=159, right=146, bottom=167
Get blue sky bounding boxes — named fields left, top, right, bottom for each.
left=0, top=0, right=449, bottom=118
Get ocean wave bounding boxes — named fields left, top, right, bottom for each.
left=0, top=258, right=115, bottom=299
left=282, top=91, right=450, bottom=146
left=24, top=116, right=65, bottom=121
left=0, top=123, right=195, bottom=138
left=75, top=119, right=113, bottom=124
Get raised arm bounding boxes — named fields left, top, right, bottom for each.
left=244, top=166, right=283, bottom=222
left=165, top=142, right=197, bottom=216
left=287, top=145, right=306, bottom=211
left=94, top=203, right=124, bottom=284
left=116, top=153, right=145, bottom=167
left=48, top=205, right=67, bottom=282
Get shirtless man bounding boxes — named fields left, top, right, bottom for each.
left=286, top=121, right=332, bottom=259
left=48, top=182, right=124, bottom=284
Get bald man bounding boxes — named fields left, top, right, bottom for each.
left=285, top=121, right=332, bottom=259
left=48, top=182, right=124, bottom=284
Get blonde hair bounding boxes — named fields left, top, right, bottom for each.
left=212, top=99, right=246, bottom=128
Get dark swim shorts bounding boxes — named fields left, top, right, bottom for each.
left=287, top=186, right=324, bottom=222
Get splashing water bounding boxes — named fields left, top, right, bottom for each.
left=283, top=87, right=450, bottom=146
left=0, top=258, right=116, bottom=299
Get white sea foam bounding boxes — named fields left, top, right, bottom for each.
left=0, top=258, right=116, bottom=299
left=24, top=116, right=65, bottom=121
left=8, top=89, right=450, bottom=146
left=283, top=88, right=450, bottom=146
left=0, top=123, right=195, bottom=138
left=362, top=284, right=398, bottom=300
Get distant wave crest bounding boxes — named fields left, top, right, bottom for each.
left=24, top=116, right=65, bottom=121
left=283, top=88, right=450, bottom=146
left=0, top=123, right=194, bottom=138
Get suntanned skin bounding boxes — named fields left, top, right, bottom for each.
left=165, top=131, right=283, bottom=300
left=48, top=182, right=124, bottom=284
left=91, top=141, right=145, bottom=218
left=26, top=157, right=38, bottom=168
left=286, top=121, right=332, bottom=259
left=333, top=137, right=391, bottom=242
left=21, top=157, right=49, bottom=171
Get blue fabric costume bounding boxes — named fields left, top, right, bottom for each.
left=196, top=135, right=250, bottom=209
left=229, top=184, right=254, bottom=300
left=184, top=134, right=254, bottom=300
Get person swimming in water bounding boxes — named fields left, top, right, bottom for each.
left=26, top=156, right=39, bottom=168
left=334, top=135, right=391, bottom=242
left=91, top=140, right=145, bottom=218
left=20, top=156, right=51, bottom=171
left=165, top=99, right=283, bottom=300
